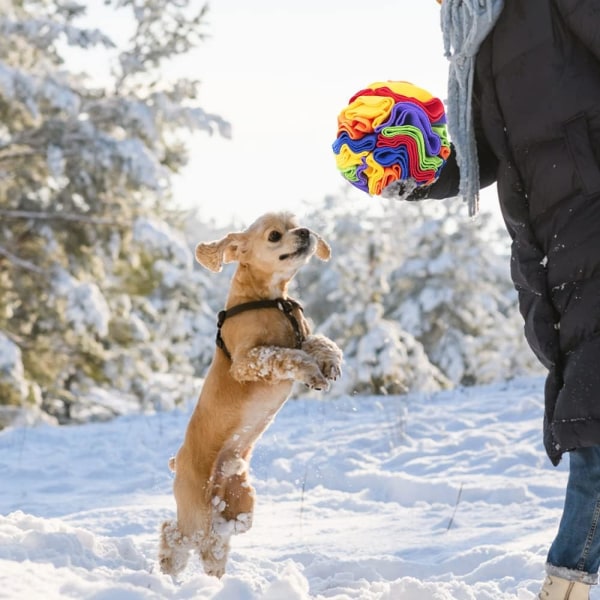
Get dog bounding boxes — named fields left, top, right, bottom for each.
left=158, top=211, right=343, bottom=578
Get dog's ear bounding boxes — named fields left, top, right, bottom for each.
left=195, top=233, right=245, bottom=272
left=314, top=235, right=331, bottom=261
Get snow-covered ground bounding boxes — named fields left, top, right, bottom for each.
left=1, top=376, right=590, bottom=599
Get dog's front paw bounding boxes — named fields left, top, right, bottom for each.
left=320, top=359, right=342, bottom=381
left=303, top=367, right=330, bottom=391
left=301, top=335, right=343, bottom=384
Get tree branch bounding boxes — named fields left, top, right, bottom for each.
left=0, top=246, right=44, bottom=273
left=0, top=209, right=121, bottom=226
left=0, top=149, right=39, bottom=162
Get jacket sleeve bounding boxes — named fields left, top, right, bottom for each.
left=403, top=78, right=497, bottom=201
left=554, top=0, right=600, bottom=61
left=409, top=129, right=498, bottom=201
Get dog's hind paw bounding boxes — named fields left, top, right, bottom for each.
left=200, top=534, right=230, bottom=579
left=158, top=542, right=190, bottom=576
left=203, top=559, right=226, bottom=579
left=158, top=520, right=190, bottom=576
left=212, top=509, right=253, bottom=536
left=233, top=511, right=253, bottom=533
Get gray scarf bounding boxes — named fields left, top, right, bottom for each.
left=440, top=0, right=504, bottom=216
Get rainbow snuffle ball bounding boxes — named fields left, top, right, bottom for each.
left=332, top=81, right=450, bottom=196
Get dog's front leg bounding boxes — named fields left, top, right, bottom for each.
left=230, top=346, right=329, bottom=390
left=302, top=334, right=343, bottom=382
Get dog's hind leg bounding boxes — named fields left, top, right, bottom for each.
left=198, top=526, right=231, bottom=579
left=197, top=452, right=256, bottom=577
left=211, top=455, right=255, bottom=532
left=198, top=490, right=253, bottom=578
left=161, top=464, right=210, bottom=576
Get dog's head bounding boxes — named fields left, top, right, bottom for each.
left=195, top=212, right=330, bottom=279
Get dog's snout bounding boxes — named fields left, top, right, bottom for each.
left=296, top=228, right=309, bottom=240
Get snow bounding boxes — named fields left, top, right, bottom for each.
left=132, top=217, right=193, bottom=269
left=65, top=280, right=111, bottom=338
left=0, top=332, right=25, bottom=390
left=1, top=375, right=589, bottom=599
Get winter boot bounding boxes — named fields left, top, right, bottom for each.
left=538, top=575, right=590, bottom=600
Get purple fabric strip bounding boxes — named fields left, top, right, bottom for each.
left=375, top=102, right=441, bottom=156
left=352, top=159, right=370, bottom=193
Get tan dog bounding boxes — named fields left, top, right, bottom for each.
left=158, top=212, right=343, bottom=578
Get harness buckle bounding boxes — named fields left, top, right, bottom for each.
left=278, top=299, right=294, bottom=314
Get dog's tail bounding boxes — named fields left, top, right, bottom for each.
left=168, top=456, right=176, bottom=472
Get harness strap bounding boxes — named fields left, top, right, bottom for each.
left=216, top=298, right=305, bottom=360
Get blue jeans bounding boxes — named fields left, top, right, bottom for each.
left=547, top=446, right=600, bottom=585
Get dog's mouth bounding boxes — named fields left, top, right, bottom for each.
left=279, top=245, right=308, bottom=261
left=278, top=229, right=313, bottom=261
left=279, top=239, right=313, bottom=261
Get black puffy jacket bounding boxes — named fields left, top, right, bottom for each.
left=427, top=0, right=600, bottom=465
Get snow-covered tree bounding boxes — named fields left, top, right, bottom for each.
left=298, top=195, right=543, bottom=396
left=385, top=201, right=542, bottom=385
left=0, top=0, right=545, bottom=424
left=295, top=194, right=449, bottom=396
left=0, top=0, right=229, bottom=423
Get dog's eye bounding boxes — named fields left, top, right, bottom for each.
left=268, top=230, right=282, bottom=243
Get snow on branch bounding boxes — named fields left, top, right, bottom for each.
left=0, top=16, right=114, bottom=51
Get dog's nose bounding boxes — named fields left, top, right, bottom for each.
left=296, top=228, right=309, bottom=240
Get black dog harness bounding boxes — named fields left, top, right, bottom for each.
left=216, top=298, right=305, bottom=360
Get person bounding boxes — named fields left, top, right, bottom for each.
left=389, top=1, right=600, bottom=598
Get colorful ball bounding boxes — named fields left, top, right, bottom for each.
left=332, top=81, right=450, bottom=196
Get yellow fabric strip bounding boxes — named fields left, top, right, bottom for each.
left=366, top=81, right=435, bottom=102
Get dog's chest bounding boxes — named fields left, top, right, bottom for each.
left=223, top=309, right=305, bottom=351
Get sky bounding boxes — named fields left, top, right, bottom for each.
left=0, top=374, right=582, bottom=599
left=171, top=0, right=456, bottom=226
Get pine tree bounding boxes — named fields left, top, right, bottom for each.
left=0, top=0, right=229, bottom=424
left=298, top=196, right=452, bottom=396
left=386, top=201, right=542, bottom=385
